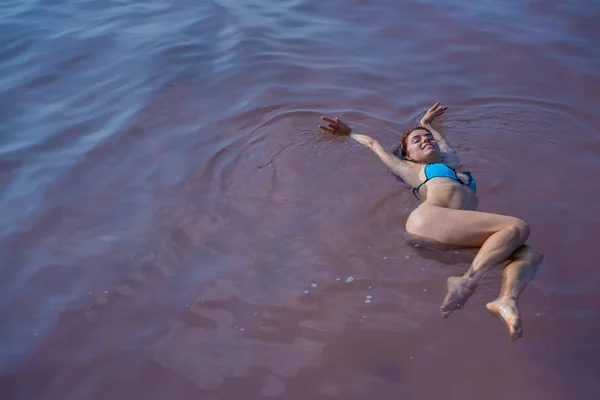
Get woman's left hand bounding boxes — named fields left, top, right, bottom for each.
left=420, top=102, right=447, bottom=125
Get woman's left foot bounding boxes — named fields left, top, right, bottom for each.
left=486, top=298, right=522, bottom=340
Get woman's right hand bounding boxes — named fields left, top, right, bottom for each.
left=319, top=116, right=352, bottom=135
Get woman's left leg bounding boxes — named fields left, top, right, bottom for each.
left=486, top=245, right=544, bottom=340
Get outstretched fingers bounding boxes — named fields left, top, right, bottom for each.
left=319, top=116, right=336, bottom=133
left=319, top=116, right=350, bottom=134
left=430, top=101, right=441, bottom=112
left=427, top=102, right=448, bottom=119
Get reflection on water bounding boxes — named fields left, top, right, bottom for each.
left=1, top=0, right=600, bottom=399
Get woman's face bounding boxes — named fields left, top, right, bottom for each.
left=405, top=129, right=441, bottom=163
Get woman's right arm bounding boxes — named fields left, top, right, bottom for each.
left=320, top=117, right=421, bottom=187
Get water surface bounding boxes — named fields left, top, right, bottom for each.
left=1, top=0, right=600, bottom=399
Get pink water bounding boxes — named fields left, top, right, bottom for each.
left=1, top=0, right=600, bottom=399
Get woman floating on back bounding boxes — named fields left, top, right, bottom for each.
left=319, top=102, right=543, bottom=340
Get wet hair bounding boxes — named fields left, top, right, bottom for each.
left=393, top=126, right=433, bottom=159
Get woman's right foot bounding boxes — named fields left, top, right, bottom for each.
left=440, top=276, right=478, bottom=318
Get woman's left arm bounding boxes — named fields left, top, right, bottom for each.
left=420, top=102, right=461, bottom=168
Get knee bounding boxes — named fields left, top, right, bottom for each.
left=507, top=219, right=530, bottom=244
left=531, top=247, right=544, bottom=265
left=512, top=245, right=544, bottom=265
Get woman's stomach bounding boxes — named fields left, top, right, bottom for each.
left=418, top=179, right=479, bottom=210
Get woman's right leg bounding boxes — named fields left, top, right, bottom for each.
left=406, top=204, right=531, bottom=317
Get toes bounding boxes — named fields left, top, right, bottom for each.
left=510, top=320, right=523, bottom=339
left=441, top=300, right=463, bottom=311
left=510, top=327, right=522, bottom=342
left=440, top=302, right=452, bottom=318
left=440, top=302, right=463, bottom=319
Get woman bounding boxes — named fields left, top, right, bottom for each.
left=319, top=102, right=543, bottom=340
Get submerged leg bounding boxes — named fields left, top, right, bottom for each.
left=486, top=245, right=544, bottom=340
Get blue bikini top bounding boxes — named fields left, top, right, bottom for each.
left=412, top=163, right=477, bottom=199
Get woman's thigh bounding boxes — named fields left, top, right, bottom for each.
left=406, top=204, right=525, bottom=248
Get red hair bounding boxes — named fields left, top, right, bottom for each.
left=393, top=126, right=432, bottom=159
